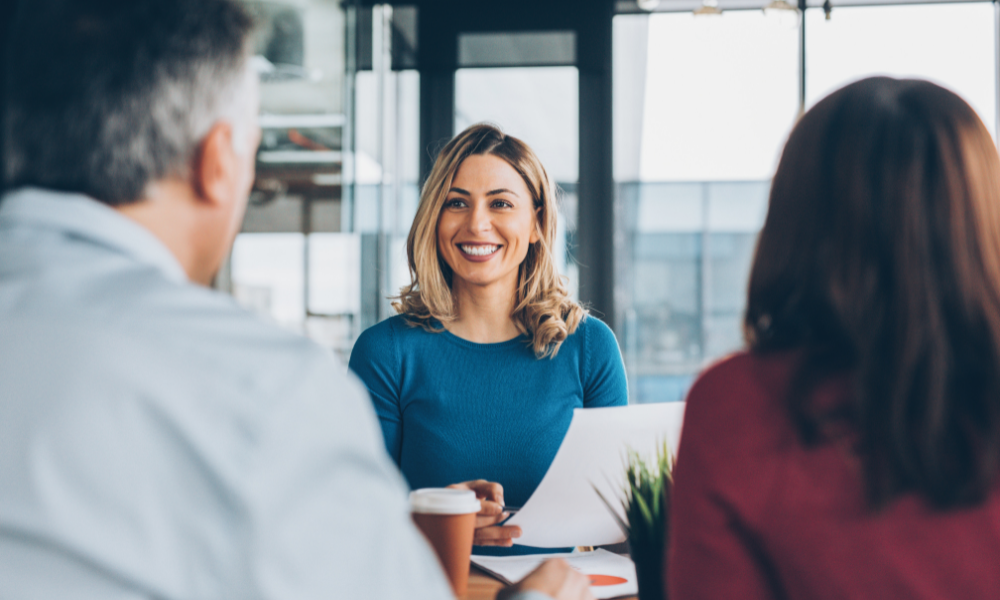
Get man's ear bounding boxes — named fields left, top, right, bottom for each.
left=192, top=122, right=237, bottom=207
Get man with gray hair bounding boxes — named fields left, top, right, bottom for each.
left=0, top=2, right=591, bottom=599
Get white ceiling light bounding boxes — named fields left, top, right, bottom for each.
left=763, top=0, right=798, bottom=16
left=763, top=0, right=799, bottom=28
left=637, top=0, right=661, bottom=11
left=693, top=0, right=722, bottom=16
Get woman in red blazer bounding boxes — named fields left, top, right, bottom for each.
left=668, top=76, right=1000, bottom=599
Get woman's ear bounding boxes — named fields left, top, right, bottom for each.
left=531, top=206, right=542, bottom=244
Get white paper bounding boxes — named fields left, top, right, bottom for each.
left=506, top=403, right=685, bottom=547
left=471, top=549, right=638, bottom=600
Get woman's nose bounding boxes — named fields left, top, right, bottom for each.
left=468, top=203, right=492, bottom=233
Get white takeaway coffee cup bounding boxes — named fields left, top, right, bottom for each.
left=409, top=488, right=482, bottom=596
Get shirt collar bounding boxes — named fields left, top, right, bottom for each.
left=0, top=187, right=189, bottom=284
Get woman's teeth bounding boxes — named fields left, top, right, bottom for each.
left=460, top=244, right=500, bottom=256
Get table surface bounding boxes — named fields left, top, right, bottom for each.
left=461, top=566, right=639, bottom=600
left=462, top=566, right=506, bottom=600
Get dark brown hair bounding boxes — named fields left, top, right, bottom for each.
left=746, top=77, right=1000, bottom=509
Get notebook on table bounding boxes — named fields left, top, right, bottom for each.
left=471, top=549, right=638, bottom=600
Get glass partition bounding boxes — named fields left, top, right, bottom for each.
left=614, top=2, right=998, bottom=403
left=226, top=0, right=353, bottom=358
left=614, top=11, right=798, bottom=402
left=226, top=2, right=419, bottom=361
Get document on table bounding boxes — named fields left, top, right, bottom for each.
left=506, top=403, right=685, bottom=548
left=471, top=550, right=637, bottom=600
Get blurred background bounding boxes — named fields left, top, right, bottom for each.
left=3, top=0, right=995, bottom=403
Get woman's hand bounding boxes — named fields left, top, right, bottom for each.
left=448, top=479, right=522, bottom=547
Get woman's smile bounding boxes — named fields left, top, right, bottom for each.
left=458, top=243, right=502, bottom=261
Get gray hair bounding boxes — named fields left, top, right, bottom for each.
left=3, top=0, right=256, bottom=206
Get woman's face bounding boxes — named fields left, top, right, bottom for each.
left=437, top=154, right=539, bottom=294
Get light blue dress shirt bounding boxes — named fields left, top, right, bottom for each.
left=0, top=188, right=550, bottom=600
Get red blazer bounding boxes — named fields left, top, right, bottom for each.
left=668, top=351, right=1000, bottom=599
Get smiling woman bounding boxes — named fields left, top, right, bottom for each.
left=438, top=154, right=539, bottom=285
left=396, top=124, right=583, bottom=358
left=348, top=124, right=628, bottom=556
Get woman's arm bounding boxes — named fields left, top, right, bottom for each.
left=581, top=316, right=629, bottom=407
left=347, top=321, right=404, bottom=466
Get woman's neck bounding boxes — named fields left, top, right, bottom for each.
left=446, top=278, right=522, bottom=344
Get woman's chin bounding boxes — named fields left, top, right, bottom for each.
left=454, top=274, right=501, bottom=288
left=451, top=269, right=515, bottom=290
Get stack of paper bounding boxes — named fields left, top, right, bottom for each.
left=471, top=550, right=638, bottom=600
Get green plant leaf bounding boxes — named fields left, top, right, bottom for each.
left=634, top=489, right=654, bottom=527
left=594, top=440, right=675, bottom=555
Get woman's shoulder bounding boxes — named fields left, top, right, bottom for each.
left=353, top=314, right=443, bottom=357
left=684, top=350, right=800, bottom=440
left=692, top=349, right=796, bottom=391
left=354, top=314, right=396, bottom=347
left=358, top=313, right=431, bottom=339
left=351, top=315, right=413, bottom=366
left=571, top=313, right=619, bottom=355
left=577, top=313, right=615, bottom=338
left=689, top=350, right=790, bottom=398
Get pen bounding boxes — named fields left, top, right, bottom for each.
left=498, top=506, right=521, bottom=525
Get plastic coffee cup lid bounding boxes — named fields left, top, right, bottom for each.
left=409, top=488, right=482, bottom=515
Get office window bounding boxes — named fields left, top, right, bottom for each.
left=352, top=65, right=421, bottom=332
left=228, top=0, right=354, bottom=355
left=615, top=11, right=798, bottom=403
left=228, top=3, right=421, bottom=356
left=615, top=2, right=998, bottom=404
left=806, top=3, right=996, bottom=137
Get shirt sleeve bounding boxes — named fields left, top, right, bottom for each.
left=581, top=316, right=629, bottom=408
left=667, top=366, right=778, bottom=600
left=348, top=320, right=404, bottom=465
left=248, top=347, right=454, bottom=600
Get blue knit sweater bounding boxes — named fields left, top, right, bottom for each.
left=348, top=314, right=628, bottom=555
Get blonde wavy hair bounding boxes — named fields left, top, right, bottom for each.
left=393, top=123, right=586, bottom=358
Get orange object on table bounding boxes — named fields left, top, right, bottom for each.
left=413, top=512, right=477, bottom=597
left=462, top=566, right=639, bottom=600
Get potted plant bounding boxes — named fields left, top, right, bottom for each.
left=597, top=442, right=674, bottom=600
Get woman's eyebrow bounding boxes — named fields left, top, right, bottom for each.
left=447, top=187, right=519, bottom=197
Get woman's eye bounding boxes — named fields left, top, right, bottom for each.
left=492, top=200, right=513, bottom=209
left=444, top=198, right=467, bottom=208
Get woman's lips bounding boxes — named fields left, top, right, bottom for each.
left=458, top=243, right=501, bottom=262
